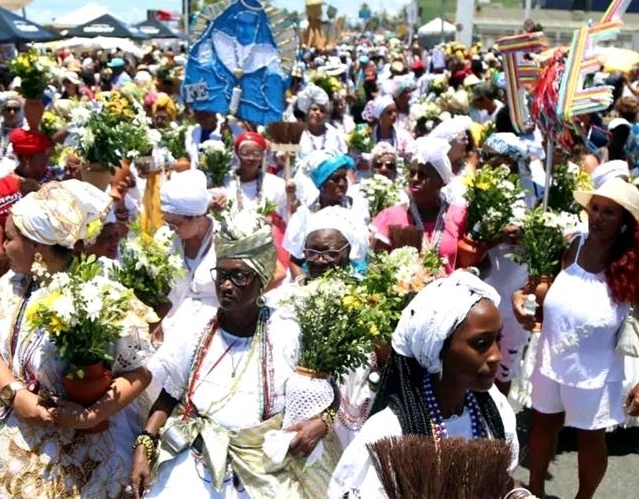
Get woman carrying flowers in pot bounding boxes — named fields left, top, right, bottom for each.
left=512, top=178, right=639, bottom=498
left=132, top=212, right=340, bottom=498
left=370, top=138, right=466, bottom=273
left=328, top=270, right=520, bottom=498
left=0, top=180, right=155, bottom=498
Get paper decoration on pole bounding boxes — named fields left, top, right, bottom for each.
left=496, top=31, right=548, bottom=133
left=600, top=0, right=632, bottom=22
left=182, top=0, right=298, bottom=126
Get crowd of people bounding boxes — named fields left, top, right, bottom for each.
left=0, top=17, right=638, bottom=499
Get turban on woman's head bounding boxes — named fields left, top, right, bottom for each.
left=296, top=83, right=330, bottom=114
left=303, top=151, right=355, bottom=188
left=430, top=115, right=472, bottom=143
left=483, top=132, right=529, bottom=162
left=234, top=132, right=267, bottom=154
left=413, top=137, right=453, bottom=185
left=215, top=211, right=277, bottom=287
left=152, top=92, right=177, bottom=121
left=10, top=129, right=52, bottom=156
left=371, top=94, right=396, bottom=120
left=305, top=206, right=369, bottom=265
left=160, top=169, right=211, bottom=217
left=392, top=270, right=501, bottom=374
left=11, top=180, right=112, bottom=249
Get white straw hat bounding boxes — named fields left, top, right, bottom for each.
left=574, top=177, right=639, bottom=223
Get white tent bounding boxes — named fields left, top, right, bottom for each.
left=418, top=17, right=457, bottom=36
left=50, top=3, right=122, bottom=29
left=53, top=36, right=145, bottom=58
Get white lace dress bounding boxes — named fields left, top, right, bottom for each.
left=0, top=272, right=155, bottom=498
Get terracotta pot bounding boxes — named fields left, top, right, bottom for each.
left=457, top=234, right=486, bottom=269
left=81, top=163, right=111, bottom=192
left=24, top=98, right=44, bottom=131
left=149, top=301, right=173, bottom=346
left=521, top=275, right=553, bottom=333
left=62, top=361, right=113, bottom=433
left=109, top=159, right=131, bottom=200
left=295, top=366, right=329, bottom=379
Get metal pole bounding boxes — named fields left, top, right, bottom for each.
left=440, top=0, right=445, bottom=43
left=542, top=139, right=553, bottom=211
left=524, top=0, right=532, bottom=21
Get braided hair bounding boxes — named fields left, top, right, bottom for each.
left=370, top=350, right=505, bottom=440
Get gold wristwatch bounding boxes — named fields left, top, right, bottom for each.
left=0, top=381, right=26, bottom=407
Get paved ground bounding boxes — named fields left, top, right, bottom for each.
left=512, top=409, right=639, bottom=499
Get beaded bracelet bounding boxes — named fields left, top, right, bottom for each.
left=320, top=408, right=337, bottom=433
left=133, top=432, right=158, bottom=462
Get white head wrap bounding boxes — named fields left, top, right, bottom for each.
left=590, top=160, right=630, bottom=189
left=371, top=141, right=397, bottom=160
left=305, top=206, right=369, bottom=264
left=11, top=180, right=112, bottom=249
left=392, top=270, right=501, bottom=373
left=413, top=137, right=453, bottom=185
left=371, top=94, right=396, bottom=120
left=430, top=115, right=472, bottom=143
left=134, top=70, right=153, bottom=86
left=160, top=169, right=211, bottom=216
left=296, top=83, right=330, bottom=114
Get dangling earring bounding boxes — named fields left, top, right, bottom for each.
left=31, top=252, right=50, bottom=281
left=256, top=295, right=266, bottom=307
left=620, top=224, right=628, bottom=234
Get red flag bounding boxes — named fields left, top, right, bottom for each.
left=155, top=10, right=179, bottom=22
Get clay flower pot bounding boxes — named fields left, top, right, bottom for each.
left=81, top=163, right=111, bottom=192
left=62, top=361, right=113, bottom=433
left=521, top=275, right=553, bottom=332
left=457, top=234, right=486, bottom=269
left=24, top=98, right=44, bottom=131
left=175, top=157, right=191, bottom=172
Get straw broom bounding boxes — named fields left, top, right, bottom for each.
left=367, top=436, right=513, bottom=499
left=266, top=121, right=305, bottom=213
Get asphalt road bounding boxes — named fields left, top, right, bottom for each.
left=512, top=409, right=639, bottom=499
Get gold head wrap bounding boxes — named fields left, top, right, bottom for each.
left=215, top=211, right=276, bottom=287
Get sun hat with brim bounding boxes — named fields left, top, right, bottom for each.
left=574, top=177, right=639, bottom=223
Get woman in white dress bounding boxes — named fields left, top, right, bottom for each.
left=329, top=270, right=520, bottom=499
left=131, top=213, right=339, bottom=498
left=369, top=95, right=416, bottom=162
left=512, top=178, right=639, bottom=499
left=0, top=180, right=154, bottom=497
left=157, top=170, right=217, bottom=342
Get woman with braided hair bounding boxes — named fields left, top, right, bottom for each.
left=328, top=270, right=520, bottom=498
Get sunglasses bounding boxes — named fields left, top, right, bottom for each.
left=211, top=267, right=255, bottom=287
left=303, top=243, right=350, bottom=263
left=374, top=161, right=397, bottom=170
left=3, top=106, right=20, bottom=113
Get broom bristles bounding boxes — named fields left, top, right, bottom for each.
left=266, top=121, right=306, bottom=146
left=367, top=436, right=513, bottom=499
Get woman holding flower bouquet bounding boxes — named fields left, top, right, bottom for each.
left=512, top=178, right=639, bottom=499
left=0, top=180, right=155, bottom=497
left=371, top=138, right=466, bottom=273
left=329, top=270, right=519, bottom=498
left=133, top=212, right=339, bottom=498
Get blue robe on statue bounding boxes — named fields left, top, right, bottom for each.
left=182, top=0, right=288, bottom=125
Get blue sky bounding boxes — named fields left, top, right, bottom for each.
left=24, top=1, right=363, bottom=26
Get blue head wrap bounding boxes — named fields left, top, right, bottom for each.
left=310, top=154, right=355, bottom=188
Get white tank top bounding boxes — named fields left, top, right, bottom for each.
left=537, top=234, right=629, bottom=388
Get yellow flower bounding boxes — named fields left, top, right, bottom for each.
left=369, top=323, right=380, bottom=337
left=85, top=220, right=104, bottom=244
left=342, top=295, right=361, bottom=310
left=48, top=315, right=66, bottom=335
left=475, top=181, right=490, bottom=191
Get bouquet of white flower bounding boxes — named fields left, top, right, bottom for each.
left=25, top=255, right=158, bottom=380
left=111, top=222, right=185, bottom=311
left=199, top=139, right=233, bottom=187
left=359, top=173, right=402, bottom=217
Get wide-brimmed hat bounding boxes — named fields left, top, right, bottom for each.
left=574, top=177, right=639, bottom=223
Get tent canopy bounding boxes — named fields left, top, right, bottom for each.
left=50, top=3, right=111, bottom=29
left=0, top=5, right=59, bottom=43
left=63, top=14, right=148, bottom=40
left=418, top=17, right=457, bottom=36
left=134, top=19, right=184, bottom=39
